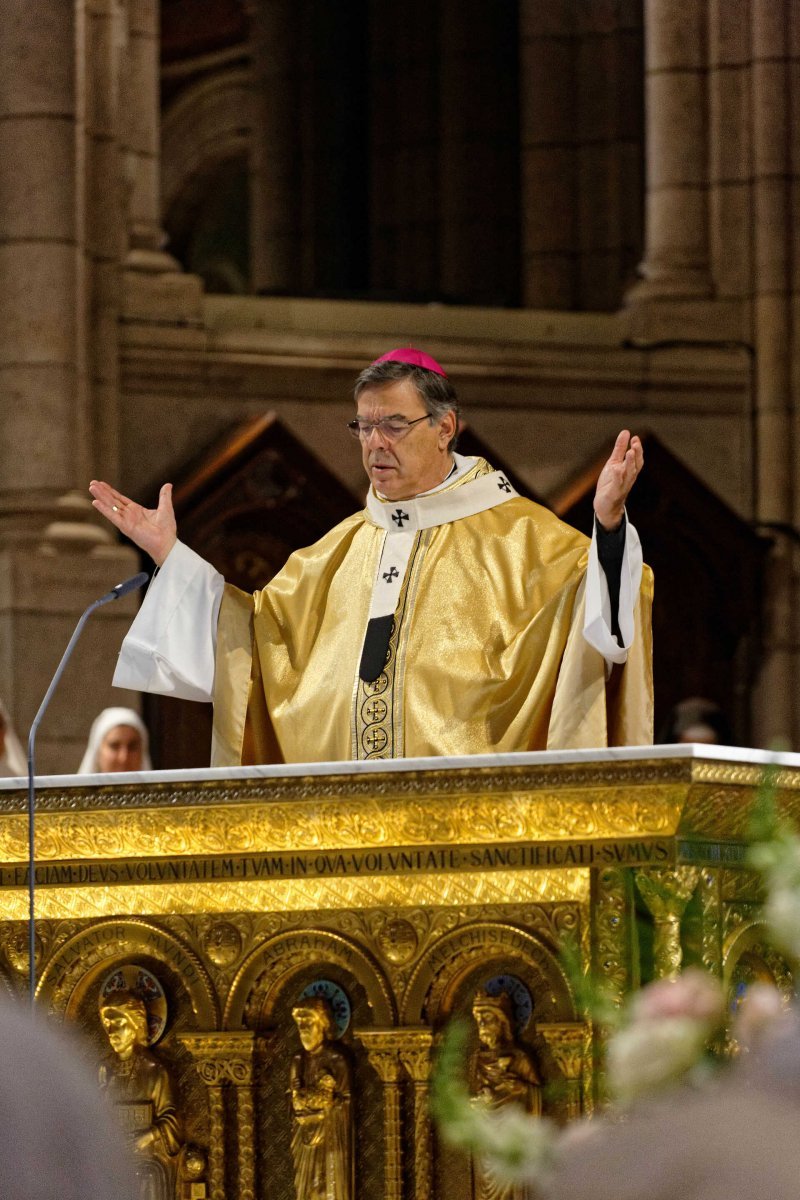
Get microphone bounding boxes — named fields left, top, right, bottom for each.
left=100, top=571, right=150, bottom=604
left=25, top=571, right=149, bottom=1005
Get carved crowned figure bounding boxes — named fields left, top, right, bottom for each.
left=470, top=989, right=542, bottom=1200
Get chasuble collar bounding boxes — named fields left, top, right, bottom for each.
left=365, top=456, right=519, bottom=535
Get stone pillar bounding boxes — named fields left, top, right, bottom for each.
left=538, top=1023, right=587, bottom=1119
left=635, top=866, right=700, bottom=978
left=749, top=0, right=798, bottom=747
left=119, top=0, right=202, bottom=327
left=123, top=0, right=176, bottom=270
left=627, top=0, right=712, bottom=301
left=180, top=1032, right=257, bottom=1200
left=707, top=0, right=751, bottom=300
left=367, top=0, right=440, bottom=300
left=518, top=1, right=575, bottom=308
left=85, top=0, right=127, bottom=486
left=0, top=0, right=140, bottom=770
left=248, top=0, right=301, bottom=293
left=439, top=0, right=519, bottom=305
left=0, top=0, right=92, bottom=537
left=358, top=1031, right=404, bottom=1200
left=398, top=1031, right=434, bottom=1200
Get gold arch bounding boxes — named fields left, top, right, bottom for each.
left=36, top=918, right=219, bottom=1028
left=224, top=927, right=395, bottom=1029
left=401, top=920, right=576, bottom=1027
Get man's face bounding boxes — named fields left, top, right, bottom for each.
left=101, top=1008, right=140, bottom=1059
left=357, top=378, right=456, bottom=500
left=293, top=1009, right=326, bottom=1052
left=474, top=1008, right=505, bottom=1049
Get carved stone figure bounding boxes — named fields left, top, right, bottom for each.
left=290, top=996, right=353, bottom=1200
left=100, top=989, right=184, bottom=1200
left=470, top=989, right=542, bottom=1200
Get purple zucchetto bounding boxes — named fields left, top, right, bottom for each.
left=370, top=347, right=448, bottom=377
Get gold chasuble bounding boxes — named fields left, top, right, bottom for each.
left=210, top=459, right=653, bottom=766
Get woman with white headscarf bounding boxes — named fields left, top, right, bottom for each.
left=77, top=707, right=152, bottom=774
left=0, top=700, right=26, bottom=778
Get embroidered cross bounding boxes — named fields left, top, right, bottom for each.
left=365, top=727, right=388, bottom=751
left=382, top=565, right=399, bottom=583
left=365, top=698, right=387, bottom=722
left=497, top=475, right=512, bottom=493
left=391, top=508, right=410, bottom=527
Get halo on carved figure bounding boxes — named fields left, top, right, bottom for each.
left=99, top=964, right=168, bottom=1045
left=481, top=974, right=533, bottom=1033
left=297, top=979, right=351, bottom=1038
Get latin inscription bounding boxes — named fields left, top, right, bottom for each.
left=0, top=837, right=673, bottom=890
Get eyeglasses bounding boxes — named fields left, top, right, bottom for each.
left=346, top=414, right=432, bottom=441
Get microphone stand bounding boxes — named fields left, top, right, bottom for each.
left=26, top=571, right=149, bottom=1006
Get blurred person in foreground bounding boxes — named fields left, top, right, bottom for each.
left=547, top=997, right=800, bottom=1200
left=0, top=700, right=26, bottom=778
left=77, top=707, right=151, bottom=774
left=0, top=998, right=136, bottom=1200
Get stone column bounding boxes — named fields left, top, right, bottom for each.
left=439, top=0, right=519, bottom=305
left=538, top=1023, right=587, bottom=1120
left=627, top=0, right=712, bottom=301
left=635, top=866, right=700, bottom=978
left=367, top=0, right=440, bottom=300
left=398, top=1031, right=434, bottom=1200
left=749, top=0, right=798, bottom=747
left=180, top=1032, right=257, bottom=1200
left=247, top=0, right=300, bottom=294
left=0, top=0, right=140, bottom=770
left=518, top=1, right=575, bottom=308
left=85, top=0, right=127, bottom=486
left=119, top=0, right=202, bottom=327
left=358, top=1031, right=404, bottom=1200
left=123, top=0, right=176, bottom=270
left=0, top=0, right=91, bottom=537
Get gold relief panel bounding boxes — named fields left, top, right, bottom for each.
left=335, top=901, right=583, bottom=1004
left=36, top=918, right=219, bottom=1028
left=225, top=928, right=396, bottom=1030
left=0, top=866, right=589, bottom=921
left=721, top=868, right=764, bottom=904
left=0, top=759, right=695, bottom=865
left=401, top=921, right=578, bottom=1028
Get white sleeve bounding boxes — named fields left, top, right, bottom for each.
left=112, top=540, right=224, bottom=702
left=582, top=516, right=643, bottom=667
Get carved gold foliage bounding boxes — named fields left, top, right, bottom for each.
left=0, top=791, right=678, bottom=861
left=591, top=868, right=631, bottom=1008
left=537, top=1023, right=586, bottom=1080
left=697, top=869, right=723, bottom=976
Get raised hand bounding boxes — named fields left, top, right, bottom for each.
left=89, top=480, right=177, bottom=567
left=593, top=431, right=643, bottom=531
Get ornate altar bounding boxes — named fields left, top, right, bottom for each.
left=0, top=746, right=792, bottom=1200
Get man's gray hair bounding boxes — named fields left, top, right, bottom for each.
left=354, top=360, right=460, bottom=452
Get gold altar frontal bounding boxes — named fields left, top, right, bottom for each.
left=0, top=747, right=792, bottom=1200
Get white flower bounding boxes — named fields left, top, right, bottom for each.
left=765, top=885, right=800, bottom=961
left=474, top=1104, right=558, bottom=1185
left=630, top=969, right=725, bottom=1025
left=732, top=982, right=789, bottom=1053
left=606, top=1015, right=710, bottom=1105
